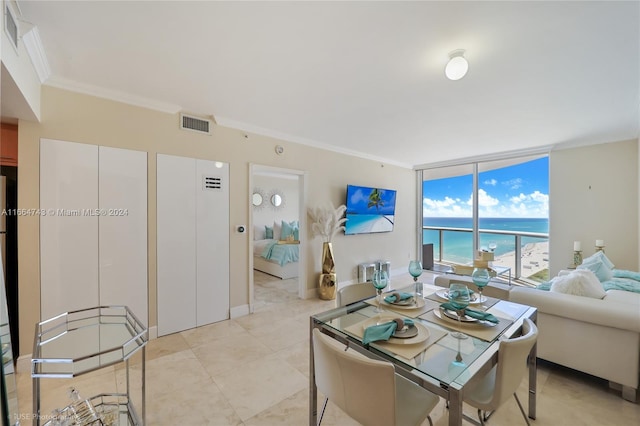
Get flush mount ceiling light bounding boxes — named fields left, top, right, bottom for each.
left=445, top=49, right=469, bottom=81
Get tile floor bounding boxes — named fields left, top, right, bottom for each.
left=16, top=271, right=640, bottom=425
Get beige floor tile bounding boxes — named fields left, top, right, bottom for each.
left=212, top=356, right=308, bottom=421
left=192, top=332, right=274, bottom=377
left=181, top=319, right=247, bottom=349
left=146, top=377, right=242, bottom=425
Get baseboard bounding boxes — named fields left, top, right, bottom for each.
left=230, top=304, right=250, bottom=319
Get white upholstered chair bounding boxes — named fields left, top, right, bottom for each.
left=463, top=318, right=538, bottom=426
left=312, top=328, right=439, bottom=426
left=337, top=282, right=377, bottom=307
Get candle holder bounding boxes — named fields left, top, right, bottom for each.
left=595, top=245, right=605, bottom=253
left=573, top=250, right=583, bottom=267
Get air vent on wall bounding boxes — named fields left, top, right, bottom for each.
left=203, top=175, right=222, bottom=191
left=5, top=4, right=18, bottom=49
left=180, top=113, right=212, bottom=135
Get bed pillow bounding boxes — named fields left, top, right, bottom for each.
left=264, top=225, right=274, bottom=239
left=550, top=269, right=606, bottom=299
left=281, top=220, right=295, bottom=240
left=254, top=225, right=266, bottom=240
left=273, top=221, right=282, bottom=240
left=280, top=220, right=300, bottom=240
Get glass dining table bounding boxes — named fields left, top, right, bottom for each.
left=309, top=283, right=537, bottom=426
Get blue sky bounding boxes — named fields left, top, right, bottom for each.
left=347, top=185, right=397, bottom=215
left=423, top=157, right=549, bottom=218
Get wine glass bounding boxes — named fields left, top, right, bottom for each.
left=448, top=283, right=470, bottom=339
left=471, top=267, right=490, bottom=303
left=408, top=260, right=423, bottom=297
left=372, top=270, right=389, bottom=313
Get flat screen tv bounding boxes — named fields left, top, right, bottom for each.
left=345, top=184, right=397, bottom=235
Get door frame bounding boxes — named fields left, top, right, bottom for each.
left=249, top=164, right=307, bottom=313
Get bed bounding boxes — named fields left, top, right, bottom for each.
left=253, top=221, right=300, bottom=279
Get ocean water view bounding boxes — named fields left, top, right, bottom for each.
left=423, top=217, right=549, bottom=265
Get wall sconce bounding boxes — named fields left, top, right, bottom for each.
left=445, top=49, right=469, bottom=81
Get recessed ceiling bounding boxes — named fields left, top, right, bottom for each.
left=17, top=1, right=640, bottom=168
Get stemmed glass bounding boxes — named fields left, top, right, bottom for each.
left=408, top=260, right=423, bottom=297
left=471, top=267, right=490, bottom=304
left=448, top=283, right=470, bottom=339
left=372, top=270, right=389, bottom=313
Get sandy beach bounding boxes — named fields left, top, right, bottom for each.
left=493, top=241, right=549, bottom=278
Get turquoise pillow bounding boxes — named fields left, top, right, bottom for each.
left=289, top=220, right=299, bottom=240
left=583, top=251, right=614, bottom=269
left=264, top=226, right=273, bottom=239
left=281, top=220, right=295, bottom=239
left=577, top=258, right=613, bottom=282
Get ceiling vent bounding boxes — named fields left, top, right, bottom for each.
left=180, top=113, right=212, bottom=135
left=203, top=175, right=222, bottom=191
left=4, top=4, right=18, bottom=49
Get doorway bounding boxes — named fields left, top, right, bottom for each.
left=249, top=164, right=306, bottom=312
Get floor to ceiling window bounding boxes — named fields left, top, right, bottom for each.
left=421, top=155, right=549, bottom=283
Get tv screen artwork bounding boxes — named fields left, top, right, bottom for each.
left=345, top=185, right=397, bottom=235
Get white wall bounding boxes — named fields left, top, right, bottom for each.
left=252, top=174, right=299, bottom=232
left=549, top=139, right=639, bottom=275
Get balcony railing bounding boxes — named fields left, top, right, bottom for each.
left=422, top=225, right=549, bottom=282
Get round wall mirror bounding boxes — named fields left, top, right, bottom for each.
left=252, top=192, right=263, bottom=206
left=271, top=194, right=282, bottom=207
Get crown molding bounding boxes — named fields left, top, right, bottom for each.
left=44, top=76, right=183, bottom=114
left=216, top=116, right=413, bottom=170
left=22, top=27, right=50, bottom=82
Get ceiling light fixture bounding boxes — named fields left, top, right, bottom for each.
left=445, top=49, right=469, bottom=81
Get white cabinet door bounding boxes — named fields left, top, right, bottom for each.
left=99, top=146, right=148, bottom=326
left=157, top=155, right=230, bottom=336
left=196, top=160, right=229, bottom=326
left=157, top=154, right=197, bottom=335
left=40, top=139, right=99, bottom=319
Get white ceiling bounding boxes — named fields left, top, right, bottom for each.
left=17, top=1, right=640, bottom=168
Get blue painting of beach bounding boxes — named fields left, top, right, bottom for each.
left=345, top=185, right=396, bottom=235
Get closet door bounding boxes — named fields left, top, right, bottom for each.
left=157, top=154, right=197, bottom=336
left=99, top=147, right=148, bottom=325
left=196, top=160, right=229, bottom=326
left=40, top=139, right=99, bottom=320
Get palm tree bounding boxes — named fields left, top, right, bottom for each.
left=367, top=188, right=385, bottom=210
left=367, top=189, right=393, bottom=225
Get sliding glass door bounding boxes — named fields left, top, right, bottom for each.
left=420, top=155, right=549, bottom=282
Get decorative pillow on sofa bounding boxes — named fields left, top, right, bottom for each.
left=583, top=251, right=615, bottom=269
left=577, top=252, right=614, bottom=282
left=550, top=269, right=606, bottom=299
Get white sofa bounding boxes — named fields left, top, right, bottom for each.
left=510, top=287, right=640, bottom=402
left=433, top=273, right=640, bottom=402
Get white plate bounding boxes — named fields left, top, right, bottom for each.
left=362, top=315, right=430, bottom=345
left=382, top=296, right=426, bottom=310
left=435, top=289, right=486, bottom=304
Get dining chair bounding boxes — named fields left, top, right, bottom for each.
left=463, top=318, right=538, bottom=426
left=312, top=328, right=439, bottom=426
left=337, top=282, right=377, bottom=307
